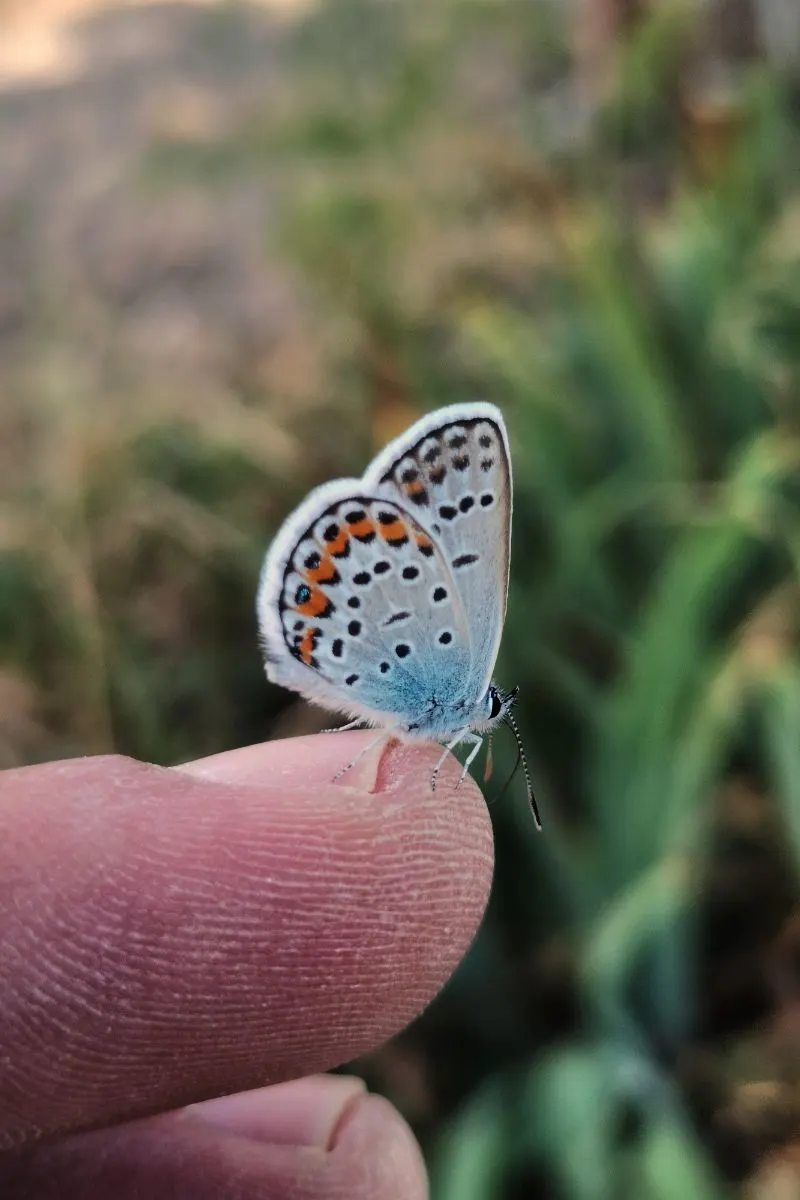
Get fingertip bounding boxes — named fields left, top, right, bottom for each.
left=0, top=1087, right=430, bottom=1200
left=329, top=1092, right=429, bottom=1200
left=175, top=730, right=491, bottom=817
left=177, top=732, right=493, bottom=904
left=189, top=1076, right=367, bottom=1149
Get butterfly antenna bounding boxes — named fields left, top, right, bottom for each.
left=504, top=711, right=542, bottom=830
left=492, top=734, right=519, bottom=808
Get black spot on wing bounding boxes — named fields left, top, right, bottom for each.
left=384, top=611, right=410, bottom=626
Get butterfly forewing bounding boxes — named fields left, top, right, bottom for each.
left=264, top=492, right=472, bottom=723
left=364, top=406, right=511, bottom=697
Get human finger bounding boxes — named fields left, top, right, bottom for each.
left=0, top=735, right=493, bottom=1148
left=0, top=1075, right=428, bottom=1200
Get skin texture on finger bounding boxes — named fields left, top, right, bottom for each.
left=0, top=735, right=493, bottom=1149
left=0, top=1082, right=428, bottom=1200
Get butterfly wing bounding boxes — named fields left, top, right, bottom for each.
left=257, top=479, right=472, bottom=728
left=363, top=402, right=511, bottom=699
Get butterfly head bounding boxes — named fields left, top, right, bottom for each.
left=481, top=683, right=519, bottom=730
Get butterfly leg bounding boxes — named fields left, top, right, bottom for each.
left=430, top=728, right=472, bottom=793
left=321, top=717, right=367, bottom=734
left=457, top=732, right=484, bottom=789
left=331, top=726, right=397, bottom=783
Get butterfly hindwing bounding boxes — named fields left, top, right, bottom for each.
left=364, top=403, right=511, bottom=698
left=258, top=485, right=472, bottom=726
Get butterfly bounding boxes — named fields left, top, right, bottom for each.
left=257, top=402, right=540, bottom=827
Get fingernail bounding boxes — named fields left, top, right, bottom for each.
left=175, top=734, right=454, bottom=801
left=189, top=1076, right=367, bottom=1149
left=370, top=737, right=458, bottom=799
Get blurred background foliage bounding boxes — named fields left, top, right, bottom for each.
left=4, top=0, right=800, bottom=1194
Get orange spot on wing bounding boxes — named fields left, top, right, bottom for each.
left=296, top=587, right=330, bottom=618
left=348, top=517, right=377, bottom=540
left=326, top=528, right=350, bottom=556
left=416, top=533, right=433, bottom=552
left=306, top=556, right=337, bottom=583
left=298, top=626, right=320, bottom=665
left=379, top=518, right=408, bottom=542
left=405, top=479, right=426, bottom=497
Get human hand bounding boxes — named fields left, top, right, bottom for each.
left=0, top=734, right=493, bottom=1199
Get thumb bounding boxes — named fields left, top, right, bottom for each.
left=0, top=1077, right=428, bottom=1200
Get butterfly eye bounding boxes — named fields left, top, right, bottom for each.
left=489, top=688, right=504, bottom=720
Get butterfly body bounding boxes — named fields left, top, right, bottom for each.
left=257, top=402, right=539, bottom=824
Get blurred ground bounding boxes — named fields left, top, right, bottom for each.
left=0, top=0, right=350, bottom=767
left=0, top=0, right=326, bottom=456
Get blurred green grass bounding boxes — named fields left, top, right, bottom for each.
left=4, top=0, right=800, bottom=1195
